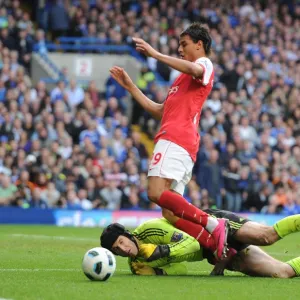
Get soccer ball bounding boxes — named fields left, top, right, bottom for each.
left=82, top=247, right=116, bottom=281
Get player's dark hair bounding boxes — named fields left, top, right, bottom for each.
left=180, top=23, right=212, bottom=56
left=100, top=223, right=138, bottom=255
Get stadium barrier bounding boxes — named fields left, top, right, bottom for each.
left=0, top=207, right=287, bottom=227
left=33, top=39, right=171, bottom=88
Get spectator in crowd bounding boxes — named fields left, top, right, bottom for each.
left=99, top=180, right=122, bottom=210
left=0, top=0, right=298, bottom=214
left=268, top=182, right=288, bottom=210
left=106, top=75, right=127, bottom=103
left=131, top=131, right=149, bottom=172
left=48, top=0, right=70, bottom=40
left=199, top=189, right=215, bottom=210
left=77, top=188, right=93, bottom=210
left=244, top=184, right=272, bottom=213
left=121, top=183, right=145, bottom=210
left=50, top=80, right=65, bottom=103
left=65, top=79, right=84, bottom=108
left=223, top=158, right=242, bottom=212
left=40, top=181, right=60, bottom=208
left=27, top=187, right=48, bottom=208
left=196, top=149, right=224, bottom=208
left=237, top=140, right=257, bottom=165
left=0, top=174, right=17, bottom=205
left=34, top=29, right=47, bottom=54
left=65, top=189, right=80, bottom=209
left=282, top=190, right=300, bottom=215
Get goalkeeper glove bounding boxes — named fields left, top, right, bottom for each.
left=138, top=244, right=170, bottom=262
left=131, top=262, right=165, bottom=276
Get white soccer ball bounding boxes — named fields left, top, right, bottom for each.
left=82, top=247, right=116, bottom=281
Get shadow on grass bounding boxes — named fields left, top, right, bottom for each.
left=76, top=273, right=272, bottom=283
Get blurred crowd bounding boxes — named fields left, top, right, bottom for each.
left=0, top=0, right=299, bottom=214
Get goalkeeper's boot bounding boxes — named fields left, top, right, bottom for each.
left=211, top=218, right=229, bottom=260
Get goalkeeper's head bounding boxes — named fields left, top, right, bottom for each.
left=100, top=223, right=139, bottom=258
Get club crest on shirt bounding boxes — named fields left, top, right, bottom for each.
left=168, top=86, right=179, bottom=95
left=171, top=231, right=183, bottom=242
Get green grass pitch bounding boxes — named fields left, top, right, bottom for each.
left=0, top=225, right=299, bottom=300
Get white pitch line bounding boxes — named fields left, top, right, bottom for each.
left=0, top=268, right=211, bottom=275
left=8, top=233, right=95, bottom=242
left=0, top=269, right=80, bottom=272
left=7, top=233, right=298, bottom=256
left=0, top=268, right=127, bottom=272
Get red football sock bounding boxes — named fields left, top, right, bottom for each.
left=158, top=190, right=213, bottom=228
left=174, top=218, right=214, bottom=251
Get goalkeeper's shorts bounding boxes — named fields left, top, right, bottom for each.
left=204, top=208, right=250, bottom=252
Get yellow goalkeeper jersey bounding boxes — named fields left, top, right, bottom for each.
left=128, top=218, right=203, bottom=275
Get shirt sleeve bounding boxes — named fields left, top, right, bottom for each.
left=133, top=218, right=198, bottom=248
left=168, top=235, right=201, bottom=258
left=131, top=219, right=203, bottom=266
left=194, top=57, right=214, bottom=86
left=160, top=263, right=188, bottom=275
left=128, top=258, right=187, bottom=276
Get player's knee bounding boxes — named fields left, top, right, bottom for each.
left=147, top=177, right=173, bottom=203
left=274, top=269, right=291, bottom=278
left=162, top=209, right=174, bottom=220
left=278, top=272, right=290, bottom=278
left=256, top=227, right=276, bottom=246
left=262, top=228, right=278, bottom=246
left=261, top=236, right=272, bottom=246
left=147, top=185, right=162, bottom=203
left=257, top=232, right=272, bottom=246
left=267, top=227, right=280, bottom=244
left=266, top=237, right=277, bottom=245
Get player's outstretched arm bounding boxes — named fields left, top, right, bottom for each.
left=139, top=244, right=170, bottom=262
left=131, top=262, right=187, bottom=276
left=133, top=37, right=204, bottom=79
left=109, top=66, right=163, bottom=120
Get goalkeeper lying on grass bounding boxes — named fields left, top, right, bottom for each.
left=100, top=208, right=300, bottom=278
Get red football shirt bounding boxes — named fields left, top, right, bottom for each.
left=154, top=57, right=214, bottom=162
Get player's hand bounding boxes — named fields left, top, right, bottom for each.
left=132, top=37, right=159, bottom=58
left=210, top=247, right=237, bottom=276
left=210, top=260, right=226, bottom=276
left=138, top=244, right=170, bottom=262
left=131, top=262, right=156, bottom=276
left=210, top=264, right=225, bottom=276
left=109, top=66, right=134, bottom=91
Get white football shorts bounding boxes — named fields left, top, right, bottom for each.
left=147, top=139, right=194, bottom=195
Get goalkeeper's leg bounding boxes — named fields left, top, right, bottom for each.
left=234, top=215, right=300, bottom=246
left=228, top=245, right=296, bottom=278
left=273, top=215, right=300, bottom=238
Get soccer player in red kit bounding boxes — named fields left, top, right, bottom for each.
left=110, top=23, right=228, bottom=260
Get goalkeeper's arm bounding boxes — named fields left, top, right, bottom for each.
left=139, top=237, right=200, bottom=262
left=131, top=262, right=188, bottom=276
left=139, top=244, right=170, bottom=262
